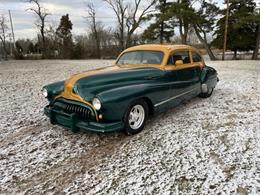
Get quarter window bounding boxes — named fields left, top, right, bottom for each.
left=192, top=52, right=202, bottom=62
left=168, top=51, right=191, bottom=65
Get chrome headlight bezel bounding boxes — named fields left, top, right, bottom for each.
left=92, top=97, right=101, bottom=110
left=42, top=88, right=48, bottom=98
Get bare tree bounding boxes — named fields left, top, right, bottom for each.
left=103, top=0, right=127, bottom=51
left=125, top=0, right=156, bottom=47
left=103, top=0, right=156, bottom=51
left=27, top=0, right=50, bottom=57
left=86, top=2, right=101, bottom=58
left=0, top=15, right=8, bottom=60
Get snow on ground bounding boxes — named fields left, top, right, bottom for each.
left=0, top=60, right=259, bottom=194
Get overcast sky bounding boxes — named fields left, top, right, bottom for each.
left=0, top=0, right=259, bottom=40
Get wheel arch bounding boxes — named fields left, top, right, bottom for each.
left=141, top=97, right=154, bottom=116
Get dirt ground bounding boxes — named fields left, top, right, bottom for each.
left=0, top=60, right=259, bottom=194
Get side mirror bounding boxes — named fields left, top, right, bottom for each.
left=175, top=60, right=184, bottom=66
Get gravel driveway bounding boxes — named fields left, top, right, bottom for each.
left=0, top=60, right=259, bottom=194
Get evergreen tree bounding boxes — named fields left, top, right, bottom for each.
left=167, top=0, right=194, bottom=44
left=142, top=0, right=174, bottom=43
left=72, top=42, right=84, bottom=59
left=143, top=0, right=219, bottom=60
left=28, top=42, right=35, bottom=54
left=56, top=14, right=73, bottom=59
left=252, top=4, right=260, bottom=60
left=212, top=0, right=257, bottom=59
left=14, top=41, right=24, bottom=59
left=192, top=0, right=219, bottom=60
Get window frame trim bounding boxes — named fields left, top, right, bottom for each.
left=116, top=50, right=165, bottom=65
left=167, top=49, right=193, bottom=66
left=191, top=51, right=203, bottom=63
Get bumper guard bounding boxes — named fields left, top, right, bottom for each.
left=44, top=106, right=124, bottom=133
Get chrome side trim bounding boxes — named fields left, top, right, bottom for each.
left=154, top=88, right=199, bottom=107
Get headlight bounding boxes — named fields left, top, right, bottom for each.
left=92, top=98, right=101, bottom=110
left=42, top=88, right=48, bottom=98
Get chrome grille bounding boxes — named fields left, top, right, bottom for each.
left=54, top=101, right=93, bottom=120
left=65, top=104, right=92, bottom=119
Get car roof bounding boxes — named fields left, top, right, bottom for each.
left=124, top=44, right=198, bottom=53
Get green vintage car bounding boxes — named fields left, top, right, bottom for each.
left=43, top=44, right=218, bottom=135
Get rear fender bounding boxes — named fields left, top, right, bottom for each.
left=200, top=66, right=218, bottom=89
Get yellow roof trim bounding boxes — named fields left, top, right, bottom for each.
left=124, top=44, right=196, bottom=52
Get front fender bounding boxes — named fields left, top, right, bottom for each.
left=97, top=84, right=156, bottom=121
left=43, top=81, right=65, bottom=101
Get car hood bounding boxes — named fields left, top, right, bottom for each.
left=61, top=65, right=163, bottom=101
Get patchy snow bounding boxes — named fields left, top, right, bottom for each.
left=0, top=60, right=259, bottom=194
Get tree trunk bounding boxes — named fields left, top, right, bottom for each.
left=194, top=25, right=216, bottom=61
left=233, top=50, right=237, bottom=60
left=93, top=20, right=101, bottom=59
left=180, top=28, right=188, bottom=44
left=95, top=35, right=101, bottom=59
left=0, top=28, right=8, bottom=60
left=252, top=24, right=260, bottom=60
left=119, top=27, right=124, bottom=51
left=3, top=43, right=8, bottom=60
left=125, top=31, right=132, bottom=49
left=40, top=21, right=46, bottom=58
left=160, top=22, right=164, bottom=44
left=179, top=19, right=185, bottom=44
left=180, top=34, right=186, bottom=44
left=1, top=42, right=8, bottom=60
left=183, top=22, right=189, bottom=44
left=119, top=11, right=125, bottom=51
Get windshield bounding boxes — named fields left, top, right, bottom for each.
left=117, top=50, right=164, bottom=65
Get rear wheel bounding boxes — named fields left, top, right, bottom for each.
left=123, top=99, right=148, bottom=135
left=199, top=83, right=213, bottom=98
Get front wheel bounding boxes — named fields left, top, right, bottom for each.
left=123, top=99, right=148, bottom=135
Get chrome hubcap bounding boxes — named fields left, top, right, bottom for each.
left=128, top=105, right=145, bottom=130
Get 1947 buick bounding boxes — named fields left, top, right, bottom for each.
left=43, top=44, right=218, bottom=135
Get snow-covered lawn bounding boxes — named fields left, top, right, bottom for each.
left=0, top=60, right=259, bottom=194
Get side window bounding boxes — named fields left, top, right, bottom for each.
left=168, top=51, right=191, bottom=65
left=192, top=52, right=202, bottom=62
